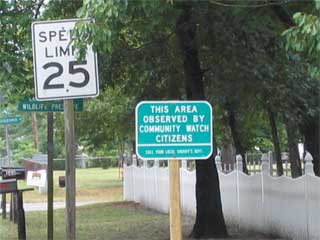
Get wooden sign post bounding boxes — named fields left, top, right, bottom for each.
left=135, top=101, right=213, bottom=240
left=47, top=112, right=54, bottom=240
left=64, top=100, right=76, bottom=240
left=169, top=160, right=182, bottom=240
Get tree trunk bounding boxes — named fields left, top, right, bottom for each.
left=226, top=102, right=249, bottom=174
left=301, top=117, right=320, bottom=176
left=285, top=119, right=302, bottom=178
left=220, top=144, right=236, bottom=171
left=266, top=104, right=284, bottom=176
left=176, top=3, right=228, bottom=238
left=31, top=112, right=39, bottom=152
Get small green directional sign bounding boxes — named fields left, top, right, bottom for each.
left=0, top=116, right=22, bottom=125
left=135, top=101, right=213, bottom=160
left=18, top=99, right=83, bottom=112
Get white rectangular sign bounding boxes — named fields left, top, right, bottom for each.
left=32, top=19, right=99, bottom=100
left=26, top=170, right=47, bottom=187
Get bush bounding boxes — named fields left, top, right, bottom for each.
left=100, top=158, right=111, bottom=169
left=87, top=159, right=100, bottom=168
left=110, top=158, right=118, bottom=167
left=86, top=158, right=118, bottom=169
left=53, top=160, right=65, bottom=170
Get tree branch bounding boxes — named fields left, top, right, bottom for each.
left=34, top=0, right=45, bottom=19
left=271, top=3, right=295, bottom=27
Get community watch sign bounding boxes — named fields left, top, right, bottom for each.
left=135, top=101, right=213, bottom=160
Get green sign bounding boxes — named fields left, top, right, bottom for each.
left=18, top=99, right=83, bottom=112
left=135, top=101, right=213, bottom=160
left=0, top=116, right=22, bottom=125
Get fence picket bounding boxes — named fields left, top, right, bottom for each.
left=123, top=154, right=319, bottom=239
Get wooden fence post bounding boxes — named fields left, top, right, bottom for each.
left=236, top=154, right=243, bottom=172
left=1, top=193, right=6, bottom=219
left=17, top=191, right=26, bottom=240
left=268, top=151, right=273, bottom=176
left=215, top=155, right=222, bottom=172
left=261, top=154, right=270, bottom=175
left=304, top=152, right=315, bottom=176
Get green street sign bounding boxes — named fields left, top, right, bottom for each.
left=135, top=101, right=213, bottom=160
left=0, top=116, right=22, bottom=125
left=18, top=99, right=83, bottom=112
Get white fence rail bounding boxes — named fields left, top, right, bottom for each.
left=124, top=153, right=320, bottom=240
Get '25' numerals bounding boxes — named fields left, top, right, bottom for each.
left=43, top=61, right=89, bottom=89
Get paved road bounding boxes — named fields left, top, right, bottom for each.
left=0, top=201, right=98, bottom=213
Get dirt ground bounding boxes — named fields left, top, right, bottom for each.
left=182, top=218, right=283, bottom=240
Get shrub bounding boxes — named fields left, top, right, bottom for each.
left=100, top=158, right=111, bottom=169
left=53, top=160, right=65, bottom=170
left=88, top=159, right=100, bottom=168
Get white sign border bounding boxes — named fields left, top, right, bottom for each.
left=31, top=18, right=99, bottom=101
left=135, top=100, right=213, bottom=160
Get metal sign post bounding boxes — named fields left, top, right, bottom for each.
left=5, top=125, right=10, bottom=166
left=135, top=101, right=213, bottom=240
left=0, top=114, right=22, bottom=166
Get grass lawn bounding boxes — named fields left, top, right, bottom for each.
left=15, top=167, right=123, bottom=203
left=0, top=202, right=281, bottom=240
left=0, top=202, right=169, bottom=240
left=0, top=167, right=282, bottom=240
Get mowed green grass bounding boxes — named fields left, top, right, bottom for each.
left=1, top=168, right=170, bottom=240
left=0, top=202, right=169, bottom=240
left=16, top=168, right=123, bottom=202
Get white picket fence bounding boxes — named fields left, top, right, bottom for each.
left=123, top=153, right=320, bottom=240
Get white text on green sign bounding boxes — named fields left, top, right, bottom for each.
left=18, top=99, right=83, bottom=112
left=0, top=116, right=22, bottom=125
left=135, top=101, right=213, bottom=160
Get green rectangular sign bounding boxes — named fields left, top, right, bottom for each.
left=18, top=99, right=83, bottom=112
left=0, top=116, right=22, bottom=125
left=135, top=101, right=213, bottom=160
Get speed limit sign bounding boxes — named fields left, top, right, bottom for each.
left=31, top=19, right=99, bottom=100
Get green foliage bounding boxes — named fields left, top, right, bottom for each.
left=86, top=158, right=117, bottom=169
left=283, top=1, right=320, bottom=79
left=76, top=86, right=135, bottom=152
left=12, top=136, right=37, bottom=164
left=0, top=0, right=318, bottom=164
left=53, top=160, right=65, bottom=170
left=72, top=0, right=318, bottom=155
left=0, top=0, right=81, bottom=103
left=0, top=0, right=36, bottom=102
left=197, top=3, right=313, bottom=152
left=100, top=159, right=111, bottom=169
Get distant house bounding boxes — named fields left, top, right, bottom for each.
left=23, top=154, right=47, bottom=174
